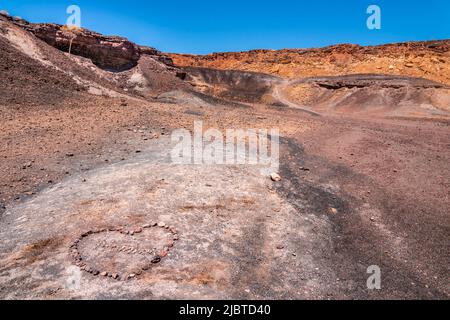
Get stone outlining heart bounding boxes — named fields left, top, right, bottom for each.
left=70, top=222, right=178, bottom=281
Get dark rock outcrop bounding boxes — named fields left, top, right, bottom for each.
left=1, top=13, right=174, bottom=71
left=308, top=74, right=449, bottom=90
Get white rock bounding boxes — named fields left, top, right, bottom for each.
left=270, top=173, right=282, bottom=182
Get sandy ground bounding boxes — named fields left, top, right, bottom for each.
left=0, top=93, right=448, bottom=299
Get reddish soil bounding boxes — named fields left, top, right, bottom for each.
left=0, top=14, right=448, bottom=299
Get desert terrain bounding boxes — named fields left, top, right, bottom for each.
left=0, top=12, right=449, bottom=299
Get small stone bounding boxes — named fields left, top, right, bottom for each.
left=66, top=153, right=74, bottom=157
left=270, top=173, right=282, bottom=182
left=431, top=57, right=440, bottom=63
left=157, top=222, right=166, bottom=228
left=151, top=256, right=161, bottom=264
left=134, top=227, right=143, bottom=233
left=329, top=207, right=338, bottom=214
left=142, top=224, right=151, bottom=228
left=22, top=162, right=32, bottom=169
left=129, top=274, right=136, bottom=279
left=100, top=271, right=107, bottom=276
left=167, top=240, right=174, bottom=248
left=112, top=273, right=119, bottom=279
left=370, top=217, right=376, bottom=222
left=276, top=245, right=284, bottom=250
left=159, top=249, right=168, bottom=257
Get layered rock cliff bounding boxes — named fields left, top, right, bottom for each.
left=1, top=12, right=174, bottom=71
left=170, top=41, right=450, bottom=86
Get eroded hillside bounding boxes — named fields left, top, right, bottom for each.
left=170, top=41, right=450, bottom=86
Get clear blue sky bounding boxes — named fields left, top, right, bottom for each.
left=1, top=0, right=449, bottom=54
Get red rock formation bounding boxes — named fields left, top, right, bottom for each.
left=170, top=40, right=450, bottom=86
left=1, top=13, right=174, bottom=71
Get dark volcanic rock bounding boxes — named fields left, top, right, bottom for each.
left=308, top=74, right=449, bottom=90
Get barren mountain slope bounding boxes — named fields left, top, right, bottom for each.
left=170, top=41, right=450, bottom=86
left=0, top=13, right=189, bottom=100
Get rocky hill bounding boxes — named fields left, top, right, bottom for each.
left=170, top=40, right=450, bottom=86
left=2, top=13, right=174, bottom=71
left=0, top=12, right=188, bottom=103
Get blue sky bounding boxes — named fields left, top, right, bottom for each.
left=1, top=0, right=449, bottom=54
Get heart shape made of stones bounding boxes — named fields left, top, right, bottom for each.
left=70, top=223, right=178, bottom=281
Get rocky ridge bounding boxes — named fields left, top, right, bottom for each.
left=170, top=41, right=450, bottom=86
left=0, top=12, right=174, bottom=71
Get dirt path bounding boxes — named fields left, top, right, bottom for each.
left=271, top=79, right=321, bottom=116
